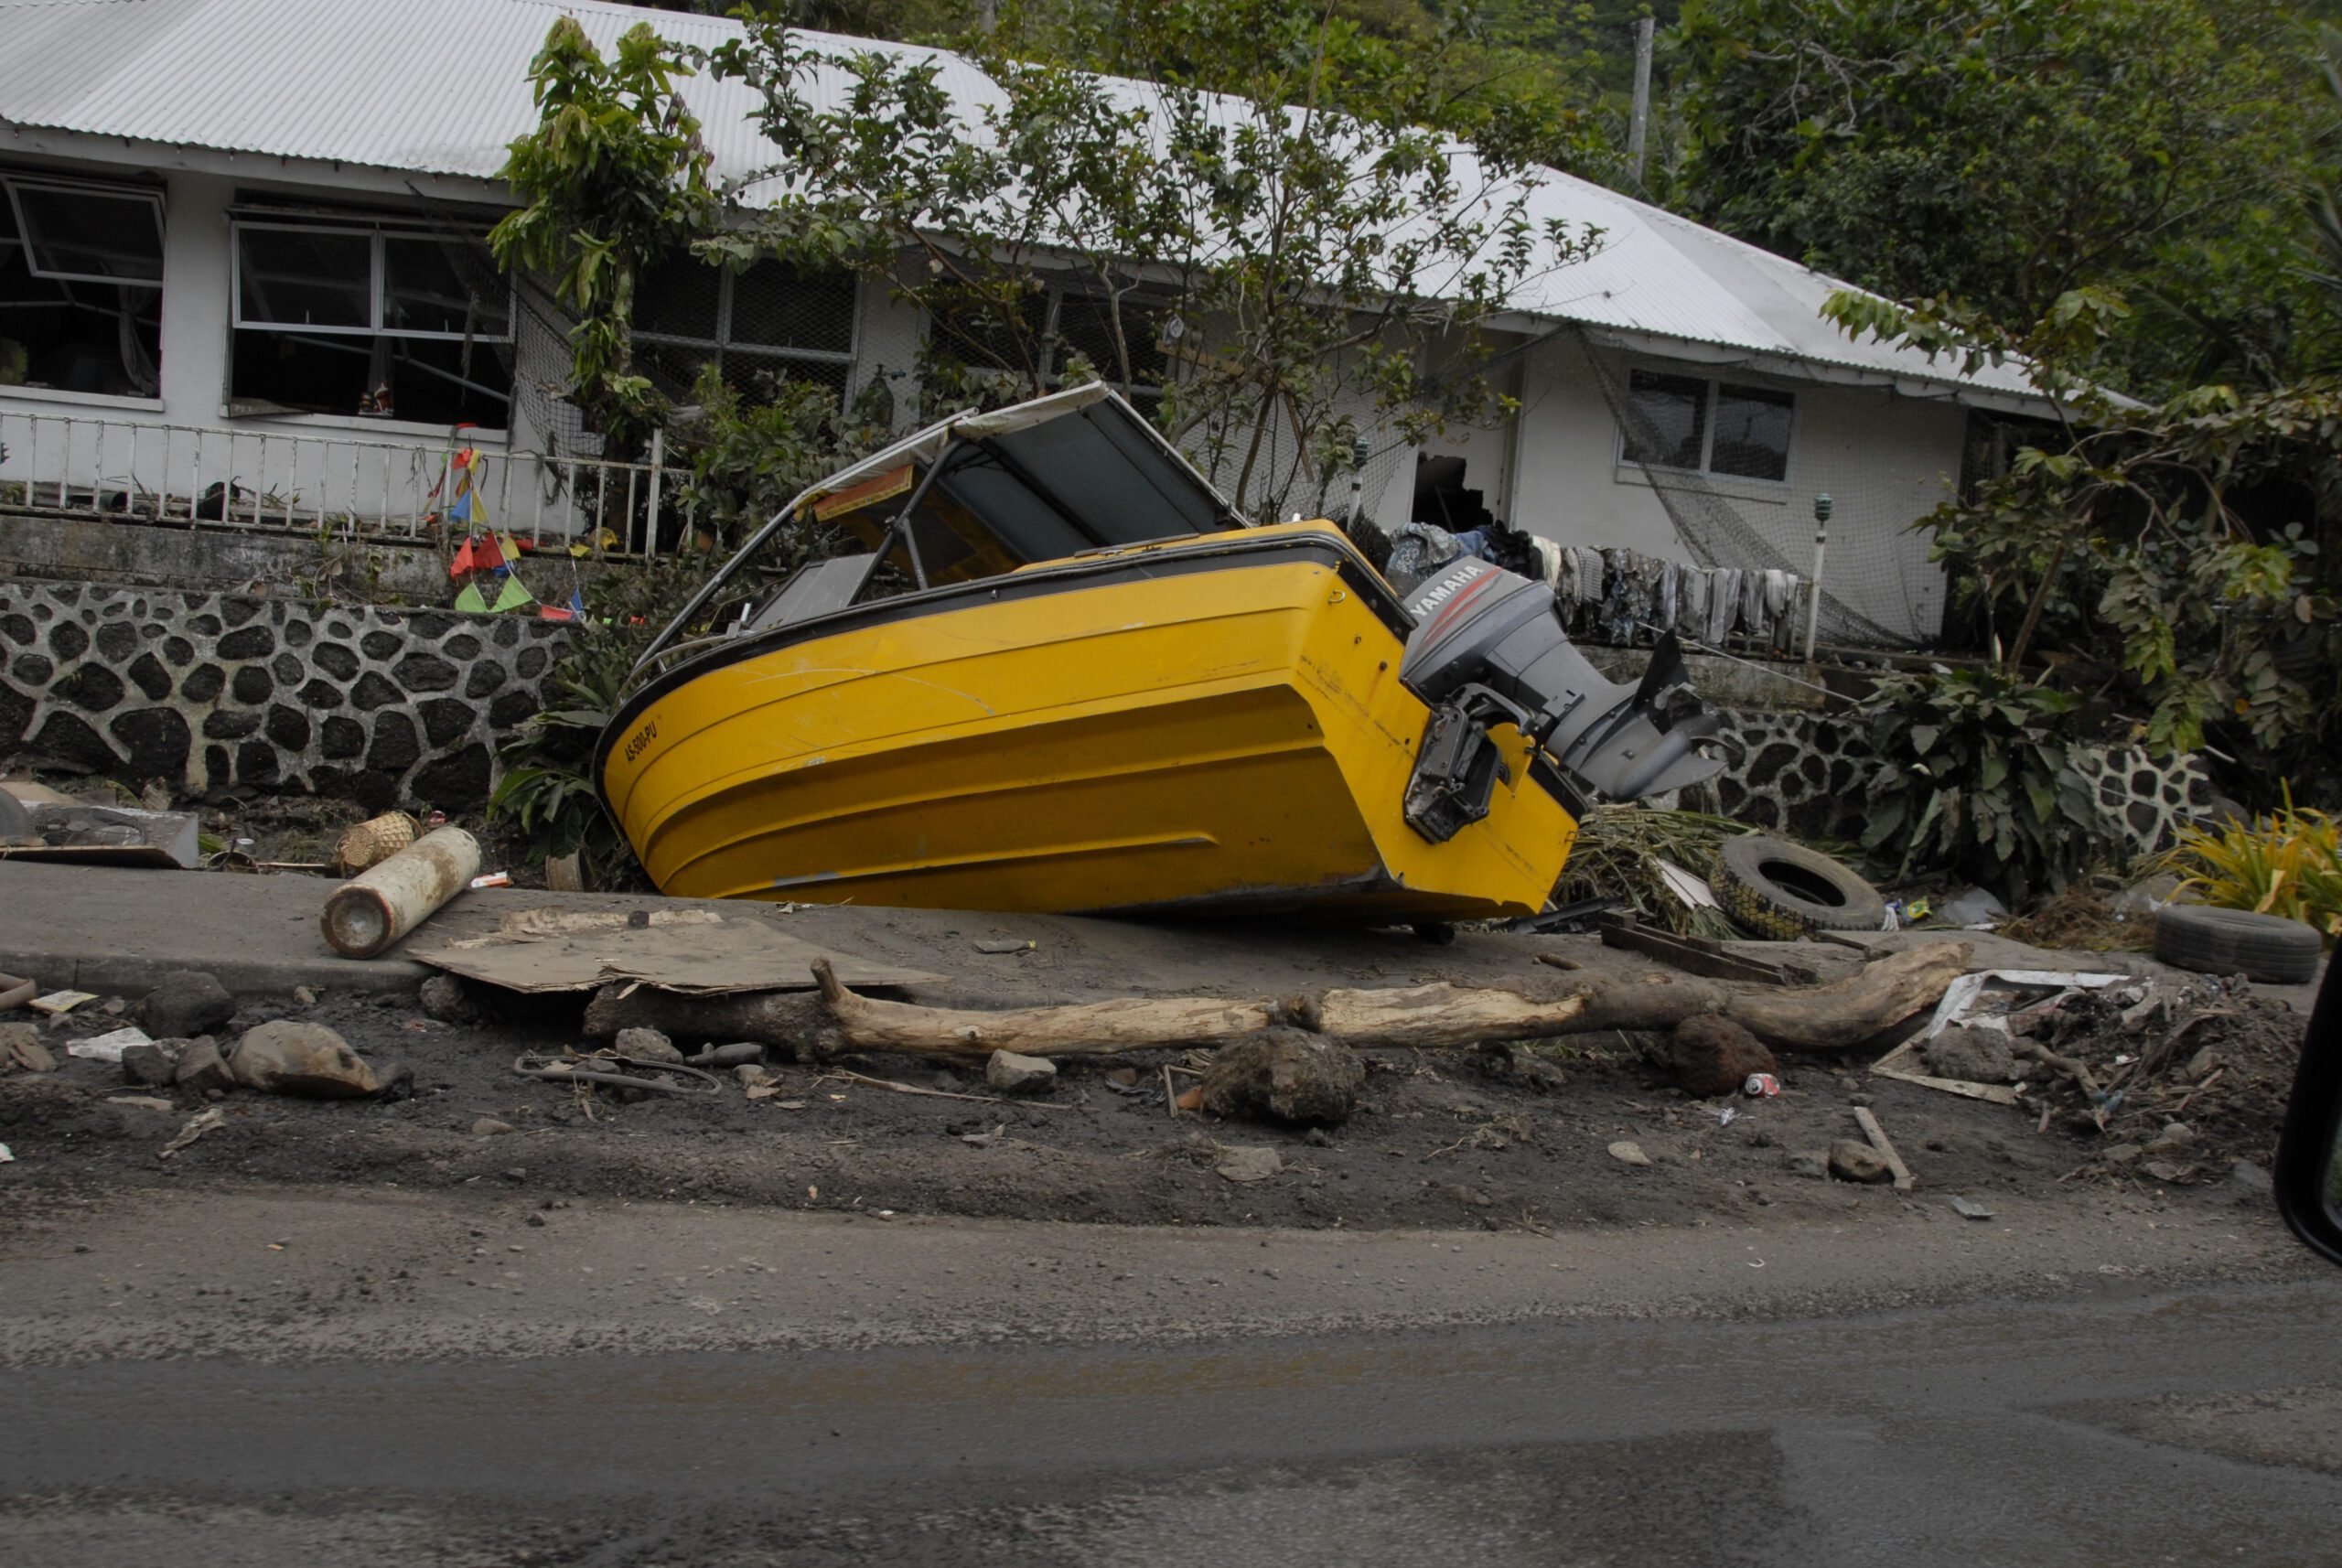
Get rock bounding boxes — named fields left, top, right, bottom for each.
left=2229, top=1159, right=2274, bottom=1200
left=1828, top=1139, right=1893, bottom=1184
left=1950, top=1196, right=1996, bottom=1220
left=2112, top=872, right=2182, bottom=918
left=417, top=974, right=478, bottom=1024
left=1440, top=1183, right=1493, bottom=1208
left=1785, top=1150, right=1830, bottom=1179
left=2146, top=1121, right=2196, bottom=1151
left=2183, top=1046, right=2219, bottom=1079
left=1198, top=1027, right=1364, bottom=1126
left=2, top=1023, right=57, bottom=1073
left=1607, top=1140, right=1653, bottom=1167
left=613, top=1026, right=683, bottom=1066
left=471, top=1117, right=517, bottom=1136
left=120, top=1040, right=183, bottom=1087
left=2101, top=1144, right=2144, bottom=1166
left=1663, top=1015, right=1776, bottom=1097
left=1937, top=886, right=2009, bottom=927
left=172, top=1036, right=233, bottom=1096
left=984, top=1049, right=1058, bottom=1095
left=1214, top=1145, right=1284, bottom=1183
left=2143, top=1160, right=2186, bottom=1183
left=137, top=971, right=235, bottom=1039
left=1924, top=1026, right=2015, bottom=1084
left=229, top=1021, right=392, bottom=1098
left=108, top=1094, right=176, bottom=1112
left=292, top=985, right=319, bottom=1007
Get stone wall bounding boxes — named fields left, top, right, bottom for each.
left=1708, top=710, right=1875, bottom=843
left=1705, top=709, right=2212, bottom=855
left=0, top=581, right=570, bottom=811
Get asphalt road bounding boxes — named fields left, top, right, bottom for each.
left=9, top=1273, right=2342, bottom=1566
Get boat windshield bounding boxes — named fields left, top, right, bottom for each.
left=635, top=385, right=1247, bottom=674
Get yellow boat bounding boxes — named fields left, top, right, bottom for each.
left=599, top=385, right=1726, bottom=918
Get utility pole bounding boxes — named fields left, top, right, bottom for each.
left=1627, top=16, right=1655, bottom=189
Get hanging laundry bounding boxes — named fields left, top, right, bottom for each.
left=1678, top=569, right=1709, bottom=637
left=1383, top=521, right=1466, bottom=592
left=1706, top=567, right=1742, bottom=643
left=1763, top=570, right=1798, bottom=652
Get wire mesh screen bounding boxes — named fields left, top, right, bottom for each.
left=635, top=256, right=858, bottom=404
left=1566, top=327, right=1938, bottom=649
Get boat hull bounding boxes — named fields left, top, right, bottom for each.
left=600, top=530, right=1578, bottom=918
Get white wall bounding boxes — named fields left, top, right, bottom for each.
left=1503, top=331, right=1965, bottom=642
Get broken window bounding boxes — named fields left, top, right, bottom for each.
left=634, top=256, right=857, bottom=403
left=229, top=219, right=512, bottom=426
left=1619, top=368, right=1795, bottom=483
left=0, top=173, right=163, bottom=397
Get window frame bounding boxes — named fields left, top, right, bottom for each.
left=931, top=281, right=1174, bottom=405
left=631, top=259, right=860, bottom=388
left=1616, top=366, right=1798, bottom=488
left=230, top=220, right=514, bottom=343
left=2, top=174, right=166, bottom=288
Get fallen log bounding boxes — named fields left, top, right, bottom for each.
left=582, top=983, right=845, bottom=1059
left=804, top=942, right=1971, bottom=1060
left=1724, top=943, right=1973, bottom=1053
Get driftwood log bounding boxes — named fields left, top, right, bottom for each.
left=800, top=942, right=1971, bottom=1062
left=582, top=984, right=846, bottom=1059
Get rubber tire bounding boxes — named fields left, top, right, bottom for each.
left=2153, top=903, right=2321, bottom=985
left=1711, top=833, right=1888, bottom=940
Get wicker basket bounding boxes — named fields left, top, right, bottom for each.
left=335, top=811, right=420, bottom=875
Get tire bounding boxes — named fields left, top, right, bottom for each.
left=1711, top=833, right=1888, bottom=940
left=2153, top=903, right=2321, bottom=985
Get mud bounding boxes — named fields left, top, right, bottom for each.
left=0, top=954, right=2305, bottom=1235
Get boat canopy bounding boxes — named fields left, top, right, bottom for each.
left=634, top=384, right=1247, bottom=676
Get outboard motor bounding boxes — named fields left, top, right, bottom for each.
left=1395, top=558, right=1731, bottom=843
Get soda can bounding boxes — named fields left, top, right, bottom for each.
left=1743, top=1072, right=1781, bottom=1098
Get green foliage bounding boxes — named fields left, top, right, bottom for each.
left=1827, top=288, right=2342, bottom=780
left=488, top=559, right=718, bottom=886
left=667, top=363, right=889, bottom=551
left=1855, top=669, right=2112, bottom=905
left=1671, top=0, right=2333, bottom=395
left=489, top=18, right=721, bottom=447
left=704, top=0, right=1594, bottom=520
left=2161, top=786, right=2342, bottom=945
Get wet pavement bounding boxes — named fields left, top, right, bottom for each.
left=8, top=1277, right=2341, bottom=1565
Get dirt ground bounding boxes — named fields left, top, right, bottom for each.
left=0, top=919, right=2313, bottom=1237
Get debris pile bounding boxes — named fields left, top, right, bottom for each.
left=2028, top=979, right=2303, bottom=1183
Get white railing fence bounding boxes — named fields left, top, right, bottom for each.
left=0, top=410, right=680, bottom=559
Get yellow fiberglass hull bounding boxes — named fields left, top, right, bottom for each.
left=599, top=526, right=1579, bottom=918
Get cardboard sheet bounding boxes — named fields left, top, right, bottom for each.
left=411, top=907, right=940, bottom=995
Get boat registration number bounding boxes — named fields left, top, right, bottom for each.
left=621, top=720, right=658, bottom=764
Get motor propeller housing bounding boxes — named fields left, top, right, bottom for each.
left=1394, top=558, right=1730, bottom=840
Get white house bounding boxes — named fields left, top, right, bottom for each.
left=0, top=0, right=2055, bottom=646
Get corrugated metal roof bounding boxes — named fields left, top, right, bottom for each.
left=0, top=0, right=2045, bottom=403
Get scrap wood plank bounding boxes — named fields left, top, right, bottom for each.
left=415, top=906, right=940, bottom=995
left=1870, top=1036, right=2023, bottom=1106
left=1853, top=1105, right=1918, bottom=1191
left=1598, top=912, right=1796, bottom=985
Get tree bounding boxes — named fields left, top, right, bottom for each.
left=1824, top=285, right=2340, bottom=789
left=703, top=0, right=1592, bottom=519
left=1669, top=0, right=2330, bottom=395
left=488, top=18, right=722, bottom=449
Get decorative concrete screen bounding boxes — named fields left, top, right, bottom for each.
left=0, top=583, right=569, bottom=811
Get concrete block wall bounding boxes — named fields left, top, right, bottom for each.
left=0, top=581, right=570, bottom=812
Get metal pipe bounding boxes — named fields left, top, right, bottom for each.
left=1804, top=493, right=1832, bottom=663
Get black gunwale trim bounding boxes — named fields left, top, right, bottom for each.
left=594, top=530, right=1423, bottom=805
